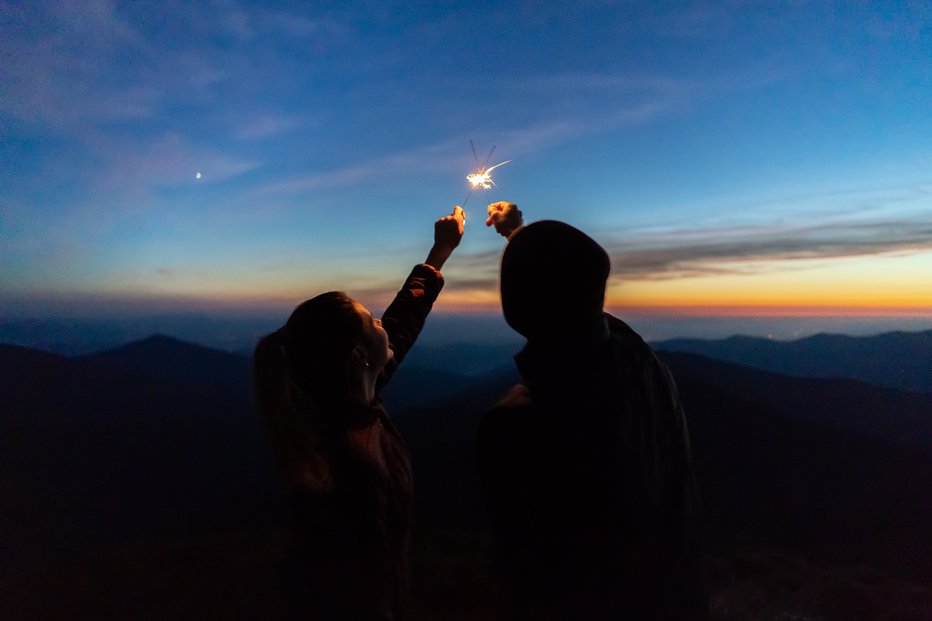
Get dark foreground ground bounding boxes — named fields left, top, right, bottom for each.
left=2, top=526, right=930, bottom=621
left=3, top=333, right=931, bottom=619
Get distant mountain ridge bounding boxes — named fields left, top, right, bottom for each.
left=654, top=329, right=932, bottom=394
left=395, top=349, right=932, bottom=581
left=660, top=351, right=932, bottom=453
left=2, top=333, right=931, bottom=584
left=81, top=334, right=252, bottom=396
left=0, top=338, right=284, bottom=569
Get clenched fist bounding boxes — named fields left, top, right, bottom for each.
left=486, top=201, right=523, bottom=239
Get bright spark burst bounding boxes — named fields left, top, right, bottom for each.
left=466, top=160, right=510, bottom=190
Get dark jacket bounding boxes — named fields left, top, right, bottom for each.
left=289, top=264, right=443, bottom=621
left=479, top=313, right=707, bottom=621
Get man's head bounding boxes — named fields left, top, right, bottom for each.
left=500, top=220, right=610, bottom=342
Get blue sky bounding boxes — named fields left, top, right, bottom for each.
left=2, top=0, right=931, bottom=320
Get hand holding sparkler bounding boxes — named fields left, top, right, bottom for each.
left=485, top=201, right=523, bottom=239
left=425, top=206, right=466, bottom=271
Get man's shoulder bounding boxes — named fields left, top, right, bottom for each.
left=607, top=312, right=669, bottom=367
left=606, top=313, right=683, bottom=412
left=481, top=383, right=534, bottom=434
left=494, top=382, right=533, bottom=409
left=606, top=313, right=649, bottom=350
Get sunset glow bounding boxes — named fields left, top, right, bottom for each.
left=612, top=251, right=932, bottom=308
left=1, top=3, right=930, bottom=332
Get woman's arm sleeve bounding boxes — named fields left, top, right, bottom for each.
left=378, top=263, right=445, bottom=387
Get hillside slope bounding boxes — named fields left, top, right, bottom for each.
left=3, top=336, right=930, bottom=586
left=654, top=330, right=932, bottom=394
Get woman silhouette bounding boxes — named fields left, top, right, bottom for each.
left=253, top=206, right=464, bottom=620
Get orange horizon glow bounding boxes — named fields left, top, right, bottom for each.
left=606, top=282, right=932, bottom=310
left=8, top=250, right=932, bottom=319
left=426, top=285, right=932, bottom=317
left=607, top=304, right=932, bottom=318
left=5, top=287, right=932, bottom=319
left=432, top=301, right=932, bottom=318
left=9, top=279, right=932, bottom=318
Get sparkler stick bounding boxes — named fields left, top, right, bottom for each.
left=480, top=147, right=493, bottom=208
left=462, top=140, right=510, bottom=212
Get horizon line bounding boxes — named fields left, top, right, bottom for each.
left=2, top=302, right=932, bottom=320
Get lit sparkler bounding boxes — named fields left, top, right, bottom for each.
left=466, top=160, right=511, bottom=190
left=461, top=140, right=510, bottom=212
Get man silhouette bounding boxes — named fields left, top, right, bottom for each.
left=479, top=202, right=708, bottom=621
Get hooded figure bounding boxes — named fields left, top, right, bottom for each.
left=479, top=219, right=708, bottom=620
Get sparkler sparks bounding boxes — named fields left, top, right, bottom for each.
left=461, top=140, right=510, bottom=212
left=466, top=160, right=511, bottom=190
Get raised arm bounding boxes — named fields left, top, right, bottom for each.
left=377, top=206, right=465, bottom=388
left=425, top=205, right=465, bottom=271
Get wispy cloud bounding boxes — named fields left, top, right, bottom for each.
left=0, top=2, right=340, bottom=131
left=89, top=132, right=260, bottom=192
left=218, top=5, right=342, bottom=41
left=249, top=49, right=783, bottom=201
left=234, top=114, right=303, bottom=140
left=606, top=217, right=932, bottom=281
left=253, top=138, right=467, bottom=196
left=1, top=1, right=152, bottom=126
left=426, top=204, right=932, bottom=296
left=515, top=73, right=692, bottom=97
left=0, top=128, right=260, bottom=273
left=250, top=72, right=689, bottom=198
left=649, top=2, right=740, bottom=40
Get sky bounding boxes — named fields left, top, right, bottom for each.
left=2, top=1, right=931, bottom=329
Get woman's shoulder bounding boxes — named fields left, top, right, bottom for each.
left=289, top=452, right=335, bottom=493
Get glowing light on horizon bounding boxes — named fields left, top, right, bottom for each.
left=606, top=250, right=932, bottom=310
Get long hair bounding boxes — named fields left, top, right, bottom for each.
left=253, top=292, right=365, bottom=489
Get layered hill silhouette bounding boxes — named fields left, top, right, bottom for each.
left=664, top=351, right=932, bottom=452
left=654, top=329, right=932, bottom=394
left=81, top=334, right=253, bottom=395
left=0, top=338, right=284, bottom=570
left=2, top=330, right=931, bottom=610
left=394, top=350, right=932, bottom=581
left=661, top=351, right=932, bottom=580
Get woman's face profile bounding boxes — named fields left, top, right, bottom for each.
left=352, top=301, right=392, bottom=372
